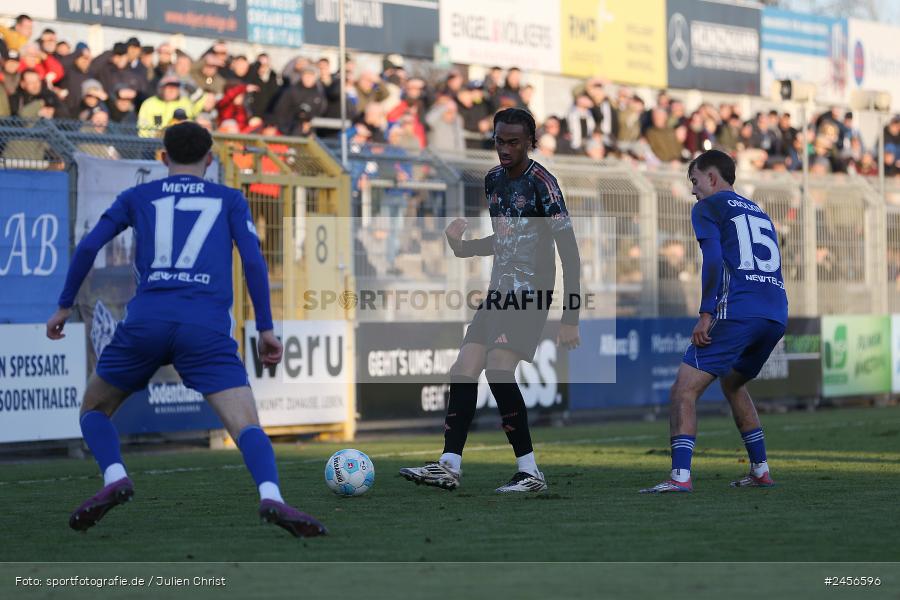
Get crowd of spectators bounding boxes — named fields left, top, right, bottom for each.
left=2, top=13, right=900, bottom=175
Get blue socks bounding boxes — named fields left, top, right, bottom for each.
left=741, top=427, right=768, bottom=472
left=670, top=435, right=696, bottom=482
left=237, top=425, right=280, bottom=492
left=80, top=411, right=125, bottom=484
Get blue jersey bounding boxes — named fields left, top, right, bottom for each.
left=100, top=174, right=259, bottom=335
left=691, top=190, right=788, bottom=324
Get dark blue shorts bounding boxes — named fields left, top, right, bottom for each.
left=683, top=317, right=785, bottom=379
left=96, top=320, right=249, bottom=395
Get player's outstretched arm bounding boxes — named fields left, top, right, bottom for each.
left=48, top=216, right=124, bottom=340
left=444, top=218, right=495, bottom=258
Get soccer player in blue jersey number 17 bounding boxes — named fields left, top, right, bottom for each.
left=640, top=150, right=788, bottom=494
left=45, top=122, right=326, bottom=537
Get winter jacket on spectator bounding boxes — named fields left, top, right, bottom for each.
left=456, top=89, right=492, bottom=150
left=321, top=72, right=358, bottom=127
left=591, top=98, right=619, bottom=145
left=883, top=118, right=900, bottom=150
left=137, top=78, right=206, bottom=137
left=564, top=98, right=596, bottom=151
left=0, top=23, right=29, bottom=52
left=75, top=80, right=108, bottom=121
left=10, top=87, right=57, bottom=118
left=107, top=85, right=138, bottom=125
left=646, top=120, right=684, bottom=163
left=95, top=62, right=143, bottom=99
left=246, top=59, right=280, bottom=117
left=425, top=97, right=465, bottom=153
left=0, top=85, right=9, bottom=117
left=18, top=46, right=64, bottom=85
left=647, top=129, right=684, bottom=163
left=717, top=118, right=742, bottom=154
left=59, top=50, right=93, bottom=117
left=270, top=77, right=327, bottom=135
left=190, top=58, right=226, bottom=96
left=354, top=71, right=389, bottom=114
left=0, top=69, right=19, bottom=99
left=616, top=97, right=644, bottom=144
left=216, top=82, right=253, bottom=132
left=386, top=100, right=426, bottom=148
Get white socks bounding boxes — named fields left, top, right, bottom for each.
left=438, top=452, right=540, bottom=477
left=439, top=452, right=462, bottom=473
left=104, top=463, right=127, bottom=486
left=671, top=468, right=691, bottom=483
left=259, top=481, right=285, bottom=503
left=516, top=452, right=540, bottom=478
left=751, top=461, right=769, bottom=477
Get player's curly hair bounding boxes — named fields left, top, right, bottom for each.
left=163, top=121, right=213, bottom=165
left=688, top=149, right=736, bottom=185
left=493, top=107, right=538, bottom=149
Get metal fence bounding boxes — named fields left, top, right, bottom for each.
left=446, top=152, right=893, bottom=318
left=0, top=117, right=896, bottom=319
left=322, top=139, right=467, bottom=322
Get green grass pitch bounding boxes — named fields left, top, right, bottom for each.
left=2, top=406, right=899, bottom=563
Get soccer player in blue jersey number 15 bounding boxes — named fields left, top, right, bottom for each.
left=46, top=122, right=326, bottom=537
left=641, top=150, right=788, bottom=494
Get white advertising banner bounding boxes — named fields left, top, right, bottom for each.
left=245, top=320, right=350, bottom=427
left=0, top=323, right=86, bottom=443
left=439, top=0, right=561, bottom=73
left=848, top=19, right=900, bottom=110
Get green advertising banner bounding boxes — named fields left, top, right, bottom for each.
left=822, top=315, right=891, bottom=397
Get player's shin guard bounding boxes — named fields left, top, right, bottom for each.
left=442, top=375, right=478, bottom=456
left=485, top=369, right=533, bottom=458
left=237, top=425, right=280, bottom=499
left=80, top=411, right=125, bottom=478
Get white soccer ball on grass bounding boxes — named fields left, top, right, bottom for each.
left=325, top=449, right=374, bottom=496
